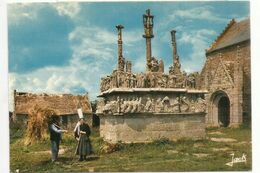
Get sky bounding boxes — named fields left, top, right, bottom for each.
left=8, top=1, right=250, bottom=111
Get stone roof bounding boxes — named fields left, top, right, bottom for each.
left=15, top=92, right=92, bottom=115
left=207, top=18, right=250, bottom=53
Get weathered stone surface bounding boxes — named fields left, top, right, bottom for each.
left=98, top=89, right=207, bottom=116
left=99, top=113, right=206, bottom=143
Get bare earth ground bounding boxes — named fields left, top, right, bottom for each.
left=10, top=125, right=251, bottom=172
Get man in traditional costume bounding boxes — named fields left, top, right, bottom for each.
left=48, top=115, right=67, bottom=163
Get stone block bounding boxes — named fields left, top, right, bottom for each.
left=99, top=113, right=206, bottom=143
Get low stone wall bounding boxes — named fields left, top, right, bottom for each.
left=99, top=112, right=206, bottom=143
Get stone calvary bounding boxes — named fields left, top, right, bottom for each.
left=97, top=9, right=208, bottom=143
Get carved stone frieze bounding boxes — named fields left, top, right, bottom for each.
left=99, top=94, right=207, bottom=115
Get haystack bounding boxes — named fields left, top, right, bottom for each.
left=24, top=104, right=58, bottom=145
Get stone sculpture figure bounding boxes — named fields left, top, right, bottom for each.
left=123, top=74, right=128, bottom=88
left=155, top=98, right=163, bottom=112
left=101, top=77, right=107, bottom=91
left=171, top=98, right=180, bottom=112
left=112, top=100, right=118, bottom=113
left=187, top=74, right=196, bottom=88
left=168, top=75, right=176, bottom=88
left=121, top=99, right=129, bottom=113
left=145, top=97, right=153, bottom=112
left=100, top=78, right=105, bottom=92
left=150, top=74, right=156, bottom=87
left=141, top=74, right=145, bottom=88
left=105, top=76, right=111, bottom=91
left=119, top=57, right=125, bottom=71
left=117, top=96, right=121, bottom=113
left=125, top=99, right=137, bottom=113
left=136, top=74, right=142, bottom=88
left=136, top=73, right=145, bottom=88
left=130, top=75, right=136, bottom=88
left=151, top=98, right=155, bottom=112
left=125, top=98, right=133, bottom=113
left=159, top=59, right=164, bottom=73
left=96, top=99, right=105, bottom=114
left=111, top=74, right=118, bottom=88
left=157, top=75, right=163, bottom=88
left=144, top=75, right=151, bottom=88
left=125, top=60, right=132, bottom=73
left=162, top=96, right=171, bottom=112
left=137, top=97, right=144, bottom=112
left=117, top=73, right=123, bottom=87
left=189, top=99, right=196, bottom=112
left=178, top=72, right=186, bottom=88
left=133, top=75, right=137, bottom=88
left=103, top=101, right=112, bottom=114
left=195, top=97, right=206, bottom=112
left=131, top=97, right=138, bottom=113
left=101, top=78, right=105, bottom=92
left=150, top=57, right=159, bottom=72
left=180, top=96, right=190, bottom=112
left=162, top=75, right=168, bottom=88
left=125, top=74, right=130, bottom=88
left=120, top=98, right=125, bottom=112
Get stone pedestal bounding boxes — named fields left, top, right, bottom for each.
left=99, top=112, right=206, bottom=143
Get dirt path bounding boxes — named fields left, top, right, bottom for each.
left=210, top=137, right=237, bottom=142
left=32, top=148, right=67, bottom=155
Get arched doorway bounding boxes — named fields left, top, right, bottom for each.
left=210, top=91, right=231, bottom=127
left=218, top=96, right=230, bottom=127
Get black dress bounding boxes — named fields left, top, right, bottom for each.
left=75, top=123, right=92, bottom=156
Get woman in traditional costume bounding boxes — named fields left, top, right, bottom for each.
left=74, top=118, right=92, bottom=161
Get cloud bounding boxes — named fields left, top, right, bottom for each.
left=123, top=29, right=143, bottom=46
left=8, top=3, right=74, bottom=73
left=132, top=54, right=146, bottom=73
left=68, top=26, right=117, bottom=65
left=52, top=2, right=81, bottom=19
left=178, top=29, right=217, bottom=72
left=159, top=6, right=229, bottom=29
left=173, top=6, right=228, bottom=23
left=8, top=4, right=42, bottom=25
left=8, top=59, right=106, bottom=111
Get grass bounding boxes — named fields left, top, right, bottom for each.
left=10, top=125, right=252, bottom=172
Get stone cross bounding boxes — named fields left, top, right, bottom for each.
left=170, top=30, right=182, bottom=76
left=143, top=9, right=154, bottom=72
left=116, top=25, right=125, bottom=71
left=126, top=60, right=132, bottom=73
left=171, top=30, right=178, bottom=65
